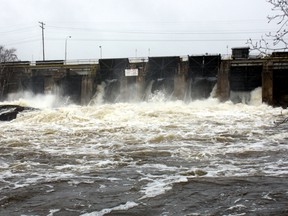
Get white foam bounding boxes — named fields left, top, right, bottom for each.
left=80, top=201, right=138, bottom=216
left=89, top=84, right=105, bottom=105
left=249, top=87, right=263, bottom=106
left=139, top=175, right=188, bottom=200
left=2, top=91, right=67, bottom=108
left=47, top=209, right=61, bottom=216
left=1, top=88, right=288, bottom=196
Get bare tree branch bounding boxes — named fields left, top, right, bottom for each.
left=0, top=45, right=18, bottom=99
left=247, top=0, right=288, bottom=54
left=0, top=45, right=18, bottom=63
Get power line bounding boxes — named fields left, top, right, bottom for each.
left=5, top=38, right=40, bottom=46
left=47, top=25, right=275, bottom=35
left=46, top=37, right=275, bottom=42
left=0, top=24, right=276, bottom=39
left=0, top=26, right=36, bottom=34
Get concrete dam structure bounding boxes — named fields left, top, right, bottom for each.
left=1, top=48, right=288, bottom=107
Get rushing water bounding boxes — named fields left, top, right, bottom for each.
left=1, top=88, right=288, bottom=216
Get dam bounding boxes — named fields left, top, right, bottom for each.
left=1, top=48, right=288, bottom=107
left=1, top=49, right=288, bottom=215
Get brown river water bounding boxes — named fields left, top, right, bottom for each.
left=0, top=88, right=288, bottom=216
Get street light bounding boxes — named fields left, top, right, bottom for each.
left=99, top=46, right=102, bottom=59
left=65, top=36, right=71, bottom=63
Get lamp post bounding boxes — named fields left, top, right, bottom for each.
left=99, top=46, right=102, bottom=59
left=65, top=36, right=71, bottom=63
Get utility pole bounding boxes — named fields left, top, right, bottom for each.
left=39, top=21, right=45, bottom=61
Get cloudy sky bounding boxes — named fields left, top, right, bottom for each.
left=0, top=0, right=277, bottom=61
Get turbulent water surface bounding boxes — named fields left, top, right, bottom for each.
left=1, top=89, right=288, bottom=216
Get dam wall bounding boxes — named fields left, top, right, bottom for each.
left=1, top=52, right=288, bottom=107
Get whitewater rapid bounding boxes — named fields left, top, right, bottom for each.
left=1, top=88, right=288, bottom=215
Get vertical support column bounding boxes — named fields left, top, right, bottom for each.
left=216, top=60, right=230, bottom=101
left=262, top=60, right=273, bottom=106
left=173, top=75, right=186, bottom=100
left=173, top=60, right=188, bottom=100
left=81, top=75, right=93, bottom=105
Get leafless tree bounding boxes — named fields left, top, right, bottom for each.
left=0, top=45, right=18, bottom=63
left=0, top=46, right=18, bottom=99
left=247, top=0, right=288, bottom=55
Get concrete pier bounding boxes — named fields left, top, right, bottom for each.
left=216, top=60, right=230, bottom=102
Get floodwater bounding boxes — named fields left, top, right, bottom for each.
left=1, top=88, right=288, bottom=216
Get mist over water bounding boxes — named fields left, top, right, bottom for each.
left=1, top=88, right=288, bottom=215
left=2, top=91, right=69, bottom=109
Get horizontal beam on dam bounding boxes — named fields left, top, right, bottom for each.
left=1, top=53, right=288, bottom=107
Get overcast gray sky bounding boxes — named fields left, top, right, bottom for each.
left=0, top=0, right=276, bottom=61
